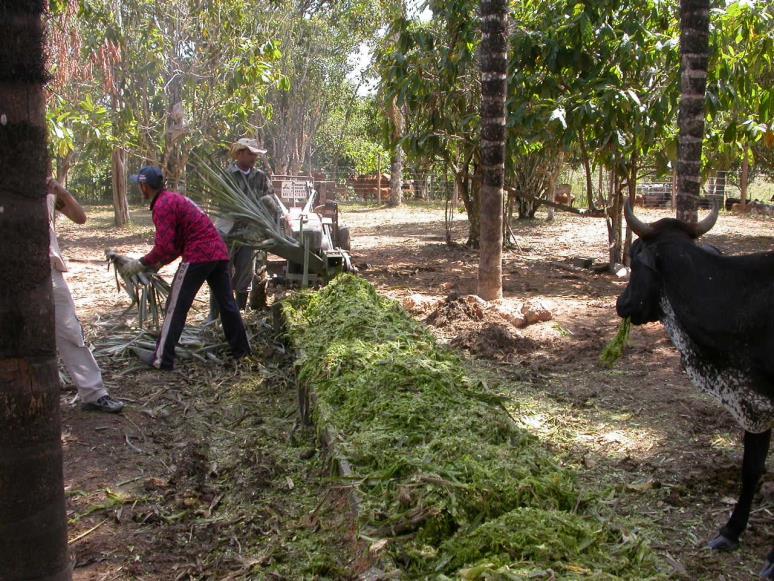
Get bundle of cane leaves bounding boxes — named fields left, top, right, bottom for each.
left=94, top=310, right=272, bottom=365
left=283, top=276, right=660, bottom=578
left=105, top=249, right=170, bottom=329
left=189, top=156, right=298, bottom=251
left=94, top=329, right=157, bottom=362
left=95, top=323, right=229, bottom=364
left=599, top=317, right=632, bottom=368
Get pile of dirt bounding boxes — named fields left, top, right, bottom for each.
left=424, top=293, right=486, bottom=327
left=451, top=322, right=540, bottom=360
left=423, top=294, right=542, bottom=360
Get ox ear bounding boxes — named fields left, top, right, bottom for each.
left=699, top=242, right=722, bottom=256
left=635, top=243, right=657, bottom=271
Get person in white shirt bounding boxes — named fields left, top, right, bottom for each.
left=47, top=177, right=124, bottom=413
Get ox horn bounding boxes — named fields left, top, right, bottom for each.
left=624, top=197, right=655, bottom=238
left=686, top=199, right=720, bottom=238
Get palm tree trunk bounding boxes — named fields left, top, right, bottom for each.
left=0, top=3, right=70, bottom=579
left=477, top=0, right=508, bottom=301
left=676, top=0, right=710, bottom=223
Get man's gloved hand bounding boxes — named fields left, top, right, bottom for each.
left=122, top=258, right=145, bottom=276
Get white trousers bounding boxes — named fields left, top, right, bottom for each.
left=52, top=268, right=107, bottom=404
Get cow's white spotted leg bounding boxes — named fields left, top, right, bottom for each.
left=709, top=430, right=771, bottom=551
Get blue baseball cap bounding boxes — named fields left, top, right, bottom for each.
left=129, top=166, right=164, bottom=189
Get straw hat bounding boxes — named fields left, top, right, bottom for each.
left=230, top=138, right=267, bottom=158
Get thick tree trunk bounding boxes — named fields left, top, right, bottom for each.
left=676, top=0, right=710, bottom=223
left=0, top=5, right=70, bottom=579
left=112, top=147, right=130, bottom=226
left=477, top=0, right=507, bottom=301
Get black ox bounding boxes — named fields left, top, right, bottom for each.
left=616, top=200, right=774, bottom=577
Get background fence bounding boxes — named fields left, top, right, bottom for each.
left=68, top=162, right=773, bottom=209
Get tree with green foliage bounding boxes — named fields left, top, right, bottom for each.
left=509, top=0, right=681, bottom=266
left=46, top=0, right=389, bottom=209
left=0, top=2, right=70, bottom=578
left=704, top=1, right=772, bottom=205
left=45, top=0, right=284, bottom=214
left=379, top=0, right=483, bottom=244
left=384, top=1, right=407, bottom=208
left=255, top=0, right=385, bottom=175
left=46, top=0, right=125, bottom=222
left=314, top=91, right=387, bottom=175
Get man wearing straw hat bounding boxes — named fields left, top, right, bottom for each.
left=210, top=137, right=277, bottom=318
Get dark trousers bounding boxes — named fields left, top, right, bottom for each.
left=209, top=241, right=255, bottom=318
left=231, top=244, right=256, bottom=294
left=153, top=260, right=250, bottom=369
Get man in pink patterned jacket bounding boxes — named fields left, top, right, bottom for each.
left=124, top=166, right=250, bottom=370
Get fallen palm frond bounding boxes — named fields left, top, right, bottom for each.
left=189, top=156, right=298, bottom=251
left=189, top=158, right=336, bottom=277
left=105, top=249, right=170, bottom=329
left=94, top=325, right=227, bottom=365
left=93, top=312, right=275, bottom=366
left=599, top=317, right=632, bottom=368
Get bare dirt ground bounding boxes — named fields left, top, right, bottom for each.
left=57, top=202, right=773, bottom=579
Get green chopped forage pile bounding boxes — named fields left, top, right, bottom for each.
left=284, top=276, right=660, bottom=577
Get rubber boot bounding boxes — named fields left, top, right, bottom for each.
left=236, top=291, right=249, bottom=310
